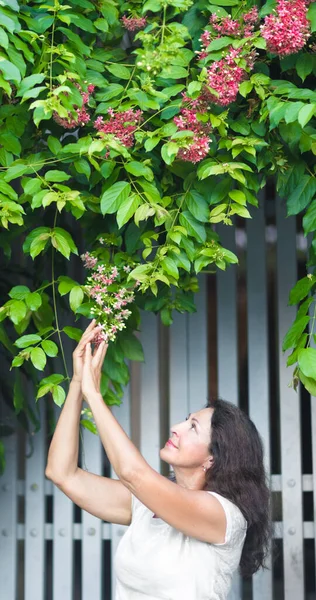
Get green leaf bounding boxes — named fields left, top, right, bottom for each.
left=124, top=161, right=154, bottom=181
left=160, top=66, right=188, bottom=79
left=284, top=102, right=305, bottom=124
left=16, top=74, right=45, bottom=96
left=23, top=177, right=42, bottom=196
left=25, top=292, right=42, bottom=311
left=69, top=286, right=84, bottom=312
left=228, top=190, right=247, bottom=205
left=51, top=227, right=78, bottom=258
left=41, top=340, right=58, bottom=357
left=4, top=163, right=29, bottom=182
left=117, top=194, right=140, bottom=229
left=30, top=347, right=47, bottom=371
left=0, top=57, right=21, bottom=84
left=210, top=0, right=238, bottom=4
left=9, top=285, right=30, bottom=300
left=75, top=302, right=95, bottom=318
left=296, top=54, right=314, bottom=82
left=282, top=316, right=310, bottom=351
left=179, top=211, right=206, bottom=243
left=307, top=1, right=316, bottom=33
left=239, top=80, right=253, bottom=98
left=37, top=383, right=54, bottom=399
left=52, top=385, right=66, bottom=407
left=44, top=170, right=71, bottom=182
left=303, top=199, right=316, bottom=235
left=106, top=64, right=131, bottom=80
left=134, top=204, right=155, bottom=226
left=287, top=176, right=316, bottom=216
left=62, top=326, right=83, bottom=342
left=11, top=355, right=24, bottom=368
left=47, top=136, right=62, bottom=155
left=289, top=276, right=315, bottom=304
left=15, top=334, right=42, bottom=348
left=80, top=418, right=98, bottom=433
left=298, top=347, right=316, bottom=379
left=9, top=300, right=26, bottom=324
left=161, top=256, right=179, bottom=279
left=118, top=332, right=144, bottom=361
left=0, top=26, right=9, bottom=49
left=58, top=276, right=78, bottom=296
left=186, top=191, right=209, bottom=222
left=207, top=36, right=233, bottom=52
left=58, top=11, right=96, bottom=32
left=298, top=103, right=316, bottom=128
left=51, top=231, right=71, bottom=259
left=299, top=371, right=316, bottom=396
left=101, top=182, right=131, bottom=215
left=40, top=373, right=64, bottom=386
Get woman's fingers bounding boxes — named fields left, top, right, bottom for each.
left=92, top=340, right=107, bottom=367
left=75, top=332, right=97, bottom=355
left=76, top=323, right=102, bottom=353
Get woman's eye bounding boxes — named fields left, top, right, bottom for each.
left=190, top=423, right=195, bottom=430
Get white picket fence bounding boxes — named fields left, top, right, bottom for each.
left=1, top=198, right=315, bottom=600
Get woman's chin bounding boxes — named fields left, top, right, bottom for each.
left=159, top=447, right=172, bottom=463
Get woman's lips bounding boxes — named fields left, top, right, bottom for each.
left=166, top=439, right=177, bottom=448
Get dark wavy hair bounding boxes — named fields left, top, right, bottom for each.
left=204, top=398, right=272, bottom=578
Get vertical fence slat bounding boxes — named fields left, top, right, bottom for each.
left=170, top=311, right=189, bottom=431
left=216, top=224, right=241, bottom=600
left=139, top=312, right=160, bottom=471
left=188, top=275, right=208, bottom=412
left=81, top=426, right=103, bottom=600
left=276, top=197, right=304, bottom=600
left=111, top=381, right=131, bottom=600
left=247, top=203, right=273, bottom=599
left=217, top=225, right=238, bottom=405
left=25, top=399, right=46, bottom=600
left=0, top=409, right=18, bottom=600
left=52, top=404, right=73, bottom=600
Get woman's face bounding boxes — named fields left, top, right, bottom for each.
left=160, top=407, right=213, bottom=469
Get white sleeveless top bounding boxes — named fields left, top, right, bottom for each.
left=114, top=490, right=247, bottom=600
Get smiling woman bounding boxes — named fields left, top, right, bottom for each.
left=46, top=321, right=271, bottom=600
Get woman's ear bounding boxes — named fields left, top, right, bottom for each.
left=208, top=455, right=213, bottom=469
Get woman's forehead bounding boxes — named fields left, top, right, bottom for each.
left=193, top=407, right=213, bottom=425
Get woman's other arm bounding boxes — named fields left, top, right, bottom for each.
left=45, top=321, right=132, bottom=526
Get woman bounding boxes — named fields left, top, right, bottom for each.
left=46, top=320, right=271, bottom=600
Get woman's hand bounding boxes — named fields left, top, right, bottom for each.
left=81, top=338, right=108, bottom=401
left=72, top=319, right=103, bottom=384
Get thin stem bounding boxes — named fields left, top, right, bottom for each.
left=49, top=3, right=57, bottom=93
left=51, top=209, right=70, bottom=381
left=161, top=6, right=166, bottom=45
left=307, top=301, right=316, bottom=347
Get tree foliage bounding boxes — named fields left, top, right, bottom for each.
left=1, top=0, right=316, bottom=471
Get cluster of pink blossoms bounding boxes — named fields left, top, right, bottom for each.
left=94, top=108, right=143, bottom=148
left=261, top=0, right=311, bottom=57
left=210, top=7, right=259, bottom=39
left=53, top=84, right=95, bottom=129
left=81, top=252, right=138, bottom=343
left=206, top=47, right=256, bottom=106
left=198, top=8, right=259, bottom=60
left=121, top=14, right=147, bottom=31
left=174, top=92, right=213, bottom=163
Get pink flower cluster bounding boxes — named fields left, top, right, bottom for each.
left=53, top=84, right=95, bottom=129
left=94, top=108, right=143, bottom=148
left=121, top=15, right=147, bottom=31
left=173, top=92, right=213, bottom=163
left=261, top=0, right=311, bottom=56
left=207, top=47, right=251, bottom=106
left=198, top=6, right=259, bottom=54
left=80, top=254, right=137, bottom=343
